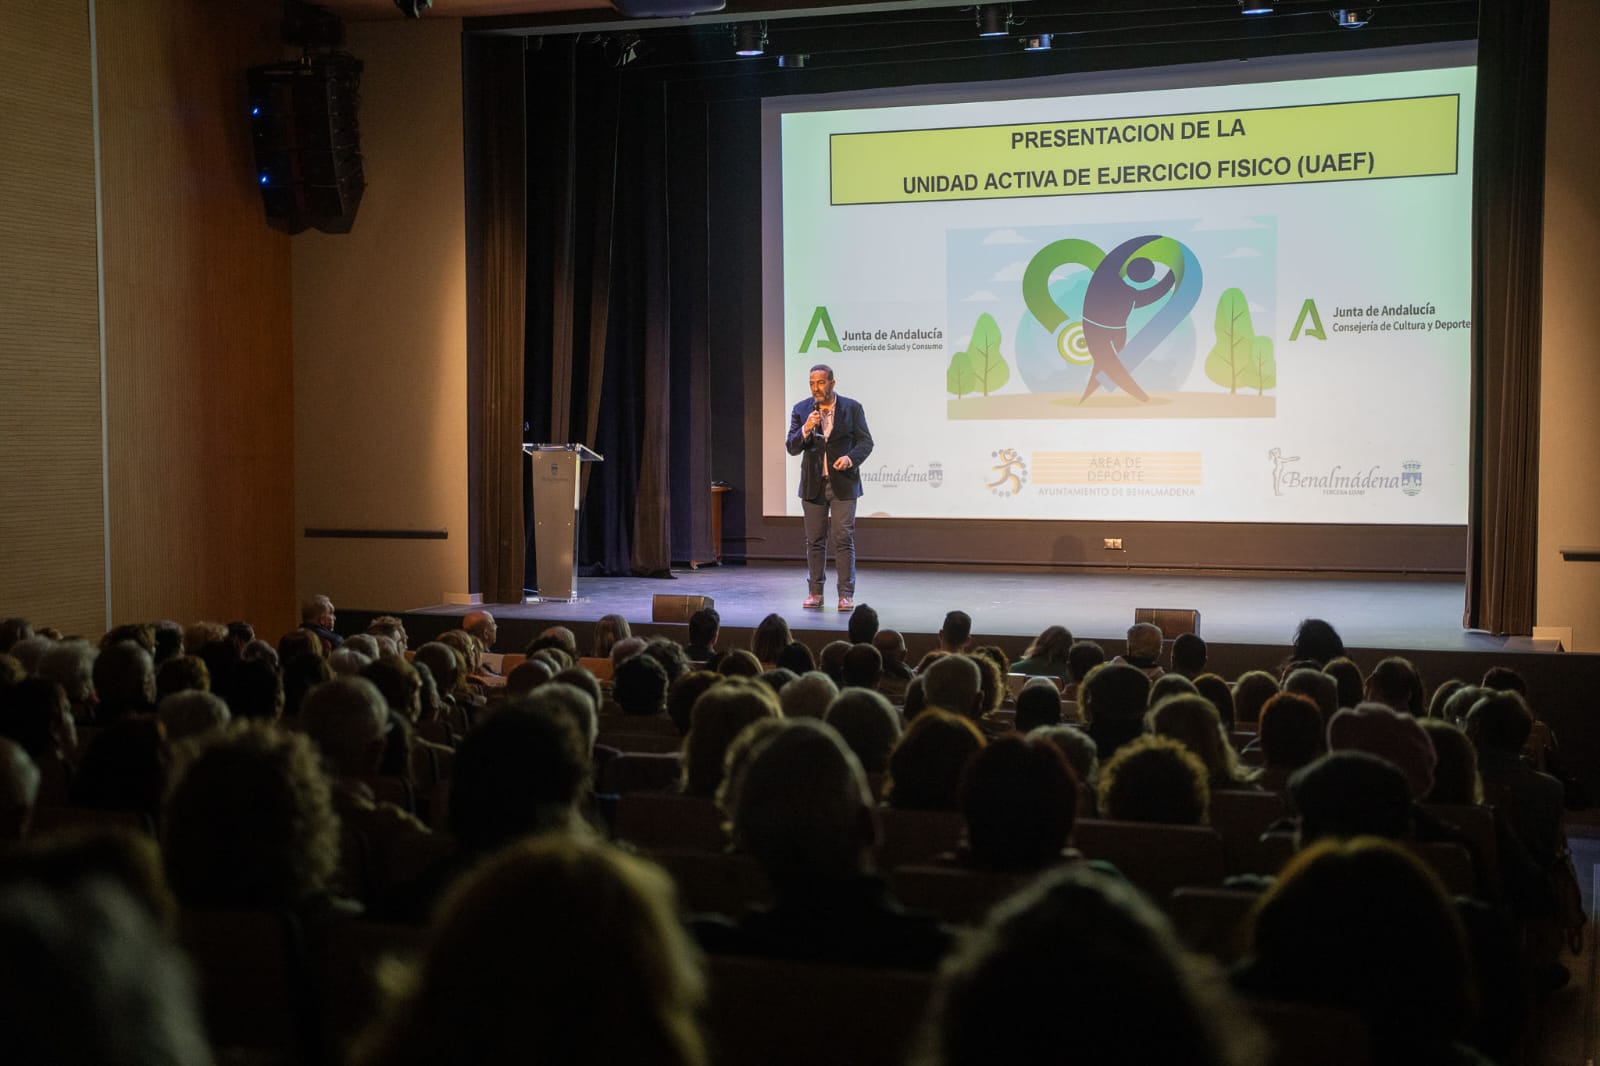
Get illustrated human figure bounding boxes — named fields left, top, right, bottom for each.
left=1080, top=235, right=1176, bottom=402
left=1268, top=447, right=1300, bottom=496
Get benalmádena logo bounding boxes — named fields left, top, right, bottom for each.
left=987, top=448, right=1028, bottom=498
left=799, top=306, right=841, bottom=353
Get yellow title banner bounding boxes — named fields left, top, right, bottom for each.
left=1032, top=452, right=1203, bottom=486
left=830, top=95, right=1459, bottom=205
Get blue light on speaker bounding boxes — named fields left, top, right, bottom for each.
left=259, top=174, right=270, bottom=185
left=251, top=106, right=260, bottom=116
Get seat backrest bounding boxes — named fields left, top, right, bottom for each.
left=596, top=730, right=684, bottom=754
left=1209, top=789, right=1289, bottom=875
left=648, top=848, right=771, bottom=917
left=577, top=656, right=614, bottom=681
left=615, top=792, right=726, bottom=852
left=1071, top=819, right=1226, bottom=906
left=1411, top=840, right=1476, bottom=896
left=600, top=751, right=684, bottom=795
left=888, top=864, right=1030, bottom=925
left=597, top=711, right=681, bottom=736
left=1246, top=998, right=1373, bottom=1066
left=705, top=955, right=934, bottom=1066
left=1420, top=802, right=1500, bottom=891
left=1169, top=886, right=1261, bottom=964
left=312, top=916, right=427, bottom=1066
left=874, top=807, right=966, bottom=871
left=179, top=908, right=319, bottom=1062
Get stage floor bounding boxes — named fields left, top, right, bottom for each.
left=406, top=562, right=1520, bottom=654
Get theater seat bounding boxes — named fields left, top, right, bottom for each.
left=1209, top=789, right=1290, bottom=875
left=1070, top=820, right=1227, bottom=906
left=648, top=848, right=770, bottom=917
left=888, top=864, right=1030, bottom=925
left=1246, top=998, right=1373, bottom=1066
left=614, top=792, right=726, bottom=852
left=1169, top=886, right=1261, bottom=963
left=705, top=955, right=934, bottom=1066
left=874, top=808, right=965, bottom=871
left=599, top=752, right=684, bottom=794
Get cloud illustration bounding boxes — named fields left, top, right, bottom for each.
left=963, top=289, right=1000, bottom=302
left=981, top=229, right=1034, bottom=245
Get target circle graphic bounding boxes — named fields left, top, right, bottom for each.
left=1056, top=320, right=1092, bottom=366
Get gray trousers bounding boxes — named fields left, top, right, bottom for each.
left=802, top=479, right=857, bottom=597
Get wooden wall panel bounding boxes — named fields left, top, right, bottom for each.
left=95, top=0, right=297, bottom=636
left=0, top=3, right=106, bottom=637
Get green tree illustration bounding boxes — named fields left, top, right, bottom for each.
left=966, top=312, right=1010, bottom=396
left=946, top=350, right=978, bottom=398
left=1204, top=288, right=1268, bottom=395
left=1240, top=335, right=1277, bottom=395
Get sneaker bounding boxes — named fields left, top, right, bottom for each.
left=837, top=597, right=854, bottom=611
left=802, top=594, right=824, bottom=609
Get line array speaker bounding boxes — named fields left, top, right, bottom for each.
left=246, top=54, right=365, bottom=235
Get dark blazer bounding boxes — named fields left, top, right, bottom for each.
left=786, top=394, right=874, bottom=502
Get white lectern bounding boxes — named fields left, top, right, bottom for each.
left=523, top=443, right=603, bottom=602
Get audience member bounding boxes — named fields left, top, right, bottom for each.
left=1321, top=656, right=1364, bottom=710
left=1149, top=672, right=1198, bottom=705
left=1078, top=661, right=1150, bottom=760
left=716, top=649, right=762, bottom=678
left=818, top=640, right=851, bottom=686
left=156, top=690, right=231, bottom=743
left=922, top=864, right=1265, bottom=1066
left=0, top=617, right=34, bottom=654
left=775, top=641, right=815, bottom=676
left=1192, top=673, right=1236, bottom=729
left=300, top=595, right=343, bottom=652
left=0, top=736, right=40, bottom=841
left=1014, top=677, right=1063, bottom=732
left=779, top=671, right=838, bottom=720
left=1148, top=693, right=1257, bottom=790
left=1030, top=724, right=1100, bottom=818
left=750, top=613, right=793, bottom=667
left=213, top=657, right=285, bottom=722
left=683, top=607, right=720, bottom=664
left=938, top=610, right=972, bottom=653
left=1289, top=618, right=1345, bottom=666
left=1237, top=837, right=1477, bottom=1066
left=1254, top=692, right=1326, bottom=794
left=1366, top=656, right=1425, bottom=715
left=37, top=638, right=96, bottom=721
left=1012, top=625, right=1073, bottom=678
left=1289, top=752, right=1414, bottom=846
left=710, top=720, right=950, bottom=969
left=73, top=717, right=166, bottom=823
left=824, top=688, right=901, bottom=775
left=758, top=667, right=798, bottom=698
left=1420, top=718, right=1483, bottom=806
left=1326, top=702, right=1436, bottom=798
left=590, top=614, right=632, bottom=659
left=885, top=708, right=985, bottom=811
left=847, top=602, right=881, bottom=645
left=1231, top=670, right=1279, bottom=729
left=681, top=678, right=782, bottom=797
left=1281, top=666, right=1338, bottom=723
left=614, top=654, right=670, bottom=718
left=1114, top=622, right=1166, bottom=679
left=0, top=879, right=211, bottom=1066
left=841, top=642, right=883, bottom=689
left=921, top=654, right=983, bottom=720
left=959, top=735, right=1078, bottom=873
left=367, top=615, right=410, bottom=652
left=356, top=837, right=707, bottom=1066
left=1428, top=678, right=1466, bottom=720
left=1171, top=632, right=1207, bottom=678
left=1097, top=734, right=1209, bottom=826
left=667, top=670, right=719, bottom=737
left=162, top=723, right=341, bottom=909
left=154, top=655, right=209, bottom=701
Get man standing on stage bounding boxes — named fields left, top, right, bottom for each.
left=786, top=363, right=873, bottom=611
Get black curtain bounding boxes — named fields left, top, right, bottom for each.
left=1464, top=0, right=1548, bottom=634
left=522, top=41, right=717, bottom=582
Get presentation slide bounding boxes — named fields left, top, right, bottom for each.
left=761, top=48, right=1476, bottom=525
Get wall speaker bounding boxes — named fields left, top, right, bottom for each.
left=652, top=594, right=715, bottom=623
left=1133, top=607, right=1201, bottom=639
left=247, top=54, right=365, bottom=235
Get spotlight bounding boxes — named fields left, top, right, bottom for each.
left=733, top=21, right=767, bottom=57
left=976, top=5, right=1013, bottom=37
left=778, top=53, right=808, bottom=69
left=1022, top=34, right=1053, bottom=51
left=1332, top=8, right=1372, bottom=27
left=393, top=0, right=430, bottom=17
left=1238, top=0, right=1274, bottom=13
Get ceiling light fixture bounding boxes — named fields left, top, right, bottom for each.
left=733, top=21, right=767, bottom=57
left=976, top=5, right=1013, bottom=38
